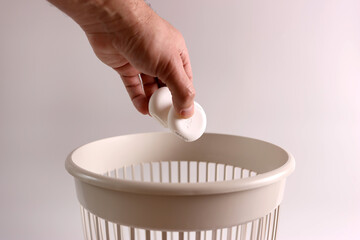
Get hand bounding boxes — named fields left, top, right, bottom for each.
left=49, top=0, right=195, bottom=118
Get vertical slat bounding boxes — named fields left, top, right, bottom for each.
left=179, top=232, right=184, bottom=240
left=100, top=220, right=104, bottom=240
left=178, top=161, right=181, bottom=183
left=271, top=208, right=277, bottom=240
left=235, top=226, right=239, bottom=240
left=257, top=218, right=262, bottom=240
left=120, top=227, right=125, bottom=240
left=240, top=169, right=244, bottom=179
left=261, top=217, right=267, bottom=240
left=92, top=215, right=98, bottom=240
left=263, top=215, right=269, bottom=240
left=114, top=168, right=118, bottom=179
left=240, top=224, right=247, bottom=240
left=224, top=165, right=227, bottom=181
left=94, top=216, right=100, bottom=240
left=136, top=228, right=141, bottom=240
left=123, top=166, right=127, bottom=180
left=87, top=211, right=93, bottom=240
left=99, top=219, right=104, bottom=240
left=250, top=221, right=256, bottom=240
left=266, top=213, right=272, bottom=240
left=112, top=219, right=117, bottom=239
left=80, top=206, right=88, bottom=240
left=131, top=165, right=135, bottom=180
left=140, top=163, right=144, bottom=182
left=273, top=206, right=280, bottom=240
left=105, top=221, right=110, bottom=240
left=219, top=229, right=223, bottom=240
left=116, top=224, right=121, bottom=240
left=232, top=167, right=236, bottom=180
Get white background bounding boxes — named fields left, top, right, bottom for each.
left=1, top=0, right=359, bottom=239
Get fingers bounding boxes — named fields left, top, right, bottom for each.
left=180, top=47, right=193, bottom=82
left=157, top=55, right=195, bottom=118
left=140, top=73, right=158, bottom=101
left=120, top=74, right=149, bottom=115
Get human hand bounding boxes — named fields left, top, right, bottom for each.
left=49, top=0, right=195, bottom=118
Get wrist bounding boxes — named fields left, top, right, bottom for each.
left=93, top=0, right=152, bottom=28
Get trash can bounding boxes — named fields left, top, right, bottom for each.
left=66, top=132, right=295, bottom=240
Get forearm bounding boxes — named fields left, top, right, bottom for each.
left=47, top=0, right=152, bottom=34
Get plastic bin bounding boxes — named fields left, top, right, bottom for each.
left=66, top=132, right=295, bottom=240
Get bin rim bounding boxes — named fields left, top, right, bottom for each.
left=65, top=132, right=295, bottom=196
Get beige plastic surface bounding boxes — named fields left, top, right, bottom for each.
left=66, top=132, right=295, bottom=239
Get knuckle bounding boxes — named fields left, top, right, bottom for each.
left=187, top=87, right=196, bottom=100
left=179, top=85, right=196, bottom=102
left=188, top=72, right=193, bottom=82
left=155, top=56, right=175, bottom=79
left=174, top=28, right=184, bottom=39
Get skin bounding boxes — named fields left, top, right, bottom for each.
left=48, top=0, right=195, bottom=118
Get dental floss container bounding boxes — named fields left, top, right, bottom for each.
left=149, top=87, right=207, bottom=142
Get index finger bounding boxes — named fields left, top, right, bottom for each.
left=159, top=55, right=195, bottom=118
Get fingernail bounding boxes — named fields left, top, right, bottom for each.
left=179, top=105, right=194, bottom=118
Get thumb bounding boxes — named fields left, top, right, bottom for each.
left=158, top=57, right=195, bottom=118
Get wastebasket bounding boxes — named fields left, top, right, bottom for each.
left=66, top=132, right=295, bottom=240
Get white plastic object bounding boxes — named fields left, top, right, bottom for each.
left=66, top=132, right=295, bottom=240
left=148, top=87, right=206, bottom=142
